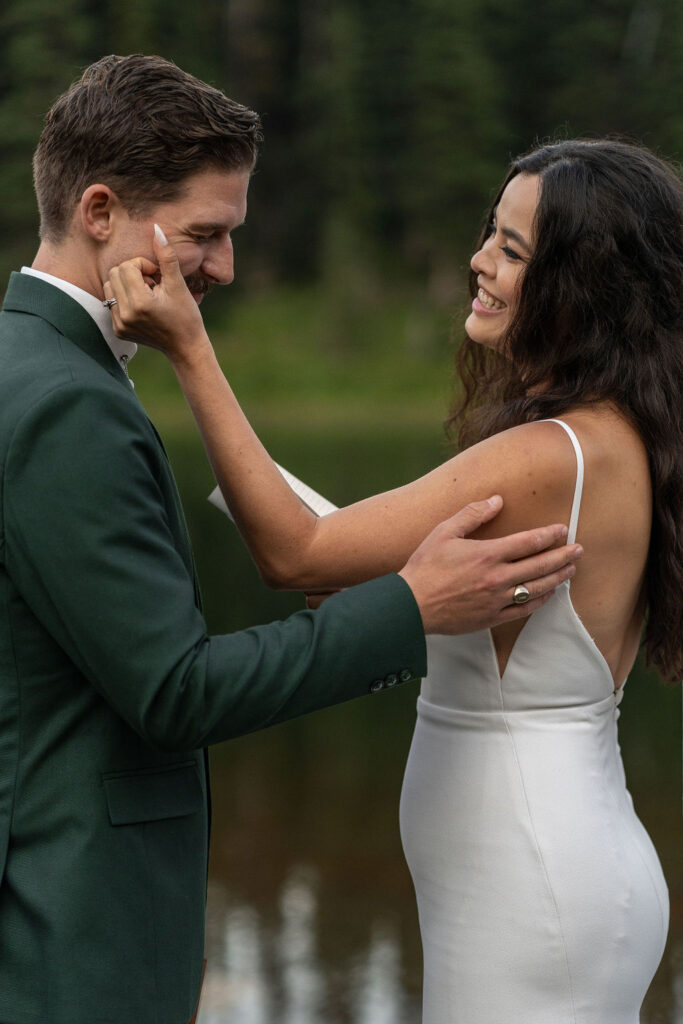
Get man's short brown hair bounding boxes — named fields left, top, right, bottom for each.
left=33, top=54, right=263, bottom=241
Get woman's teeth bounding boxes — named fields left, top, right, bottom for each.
left=478, top=287, right=505, bottom=310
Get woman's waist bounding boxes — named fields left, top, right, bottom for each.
left=406, top=695, right=632, bottom=820
left=415, top=688, right=621, bottom=728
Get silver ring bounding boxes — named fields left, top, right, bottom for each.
left=512, top=583, right=531, bottom=605
left=102, top=297, right=118, bottom=309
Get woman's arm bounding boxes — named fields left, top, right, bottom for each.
left=105, top=237, right=580, bottom=594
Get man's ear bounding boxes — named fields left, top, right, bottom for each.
left=79, top=184, right=121, bottom=241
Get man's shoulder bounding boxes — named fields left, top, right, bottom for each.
left=1, top=296, right=89, bottom=366
left=1, top=272, right=123, bottom=383
left=0, top=322, right=150, bottom=482
left=0, top=369, right=165, bottom=542
left=0, top=319, right=127, bottom=422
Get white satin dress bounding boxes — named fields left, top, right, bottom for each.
left=399, top=420, right=669, bottom=1023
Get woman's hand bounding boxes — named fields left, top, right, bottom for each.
left=103, top=225, right=210, bottom=364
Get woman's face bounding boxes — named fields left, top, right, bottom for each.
left=465, top=172, right=540, bottom=351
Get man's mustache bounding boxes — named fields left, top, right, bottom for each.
left=140, top=270, right=214, bottom=299
left=184, top=273, right=213, bottom=298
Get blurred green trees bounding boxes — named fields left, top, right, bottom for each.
left=1, top=0, right=681, bottom=298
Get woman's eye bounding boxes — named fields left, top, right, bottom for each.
left=485, top=221, right=496, bottom=239
left=501, top=244, right=523, bottom=261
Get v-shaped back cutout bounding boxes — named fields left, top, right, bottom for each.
left=541, top=421, right=625, bottom=691
left=490, top=417, right=587, bottom=681
left=490, top=417, right=620, bottom=692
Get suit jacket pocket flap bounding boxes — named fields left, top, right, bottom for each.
left=103, top=761, right=203, bottom=825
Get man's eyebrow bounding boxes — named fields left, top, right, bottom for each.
left=187, top=219, right=246, bottom=233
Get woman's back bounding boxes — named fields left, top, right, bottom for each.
left=474, top=407, right=651, bottom=685
left=555, top=407, right=651, bottom=683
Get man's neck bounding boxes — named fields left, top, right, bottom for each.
left=32, top=240, right=106, bottom=300
left=24, top=243, right=138, bottom=375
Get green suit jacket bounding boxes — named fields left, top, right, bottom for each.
left=0, top=272, right=426, bottom=1024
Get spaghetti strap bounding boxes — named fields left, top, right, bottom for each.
left=543, top=419, right=584, bottom=545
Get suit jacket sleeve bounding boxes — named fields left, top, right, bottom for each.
left=4, top=378, right=426, bottom=750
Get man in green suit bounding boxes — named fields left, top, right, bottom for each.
left=0, top=55, right=579, bottom=1023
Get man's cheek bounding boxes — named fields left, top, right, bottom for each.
left=172, top=243, right=202, bottom=276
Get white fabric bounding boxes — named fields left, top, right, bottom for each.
left=400, top=419, right=668, bottom=1023
left=21, top=267, right=137, bottom=370
left=547, top=419, right=584, bottom=543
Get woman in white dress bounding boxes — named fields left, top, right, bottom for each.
left=106, top=139, right=682, bottom=1022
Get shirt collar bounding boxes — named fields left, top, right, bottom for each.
left=20, top=267, right=137, bottom=368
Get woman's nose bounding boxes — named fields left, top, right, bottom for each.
left=471, top=242, right=495, bottom=278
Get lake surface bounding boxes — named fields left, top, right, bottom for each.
left=161, top=421, right=682, bottom=1024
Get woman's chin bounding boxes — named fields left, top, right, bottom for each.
left=464, top=314, right=503, bottom=351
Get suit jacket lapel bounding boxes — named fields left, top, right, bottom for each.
left=2, top=272, right=130, bottom=389
left=2, top=271, right=203, bottom=604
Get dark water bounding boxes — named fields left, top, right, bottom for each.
left=163, top=421, right=682, bottom=1024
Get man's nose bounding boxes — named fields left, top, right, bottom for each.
left=202, top=238, right=234, bottom=285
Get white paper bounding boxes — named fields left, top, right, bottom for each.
left=208, top=463, right=339, bottom=522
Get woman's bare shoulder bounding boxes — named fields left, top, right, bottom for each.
left=453, top=419, right=588, bottom=543
left=551, top=405, right=651, bottom=503
left=457, top=405, right=648, bottom=544
left=468, top=404, right=648, bottom=482
left=558, top=402, right=647, bottom=448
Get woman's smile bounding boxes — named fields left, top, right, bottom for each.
left=473, top=285, right=507, bottom=313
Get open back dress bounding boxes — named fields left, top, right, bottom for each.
left=399, top=419, right=668, bottom=1023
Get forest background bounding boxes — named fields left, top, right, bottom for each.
left=1, top=0, right=682, bottom=423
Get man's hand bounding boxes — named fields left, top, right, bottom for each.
left=398, top=495, right=582, bottom=635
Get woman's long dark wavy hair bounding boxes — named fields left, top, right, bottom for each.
left=448, top=139, right=683, bottom=683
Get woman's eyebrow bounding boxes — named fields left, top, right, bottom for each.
left=490, top=207, right=530, bottom=252
left=500, top=225, right=531, bottom=252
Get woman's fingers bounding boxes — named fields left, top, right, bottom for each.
left=102, top=231, right=206, bottom=353
left=102, top=278, right=127, bottom=336
left=119, top=255, right=159, bottom=279
left=104, top=261, right=184, bottom=347
left=152, top=224, right=186, bottom=291
left=103, top=265, right=155, bottom=340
